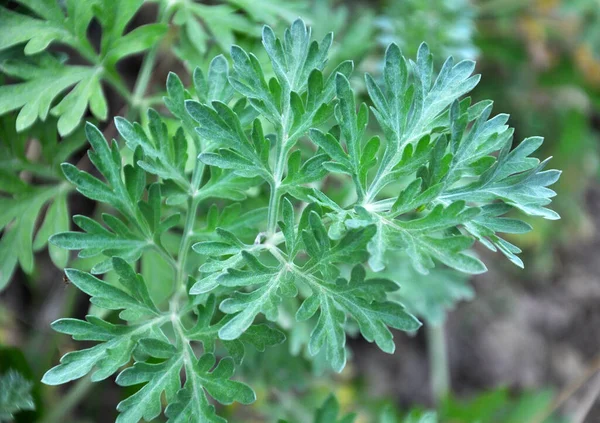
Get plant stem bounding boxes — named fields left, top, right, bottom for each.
left=176, top=196, right=201, bottom=284
left=103, top=70, right=133, bottom=106
left=173, top=161, right=205, bottom=292
left=131, top=49, right=159, bottom=109
left=266, top=133, right=287, bottom=235
left=352, top=173, right=365, bottom=204
left=266, top=92, right=291, bottom=235
left=266, top=181, right=281, bottom=236
left=131, top=3, right=171, bottom=109
left=427, top=322, right=450, bottom=404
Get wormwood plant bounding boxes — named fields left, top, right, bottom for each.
left=41, top=19, right=559, bottom=422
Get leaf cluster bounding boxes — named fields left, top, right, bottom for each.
left=41, top=17, right=560, bottom=422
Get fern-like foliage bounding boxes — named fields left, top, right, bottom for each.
left=0, top=0, right=168, bottom=135
left=44, top=19, right=559, bottom=422
left=0, top=0, right=307, bottom=136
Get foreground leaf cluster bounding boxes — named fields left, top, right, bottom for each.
left=0, top=370, right=35, bottom=421
left=43, top=18, right=559, bottom=422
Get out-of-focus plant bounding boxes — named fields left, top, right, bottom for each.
left=0, top=116, right=84, bottom=289
left=375, top=0, right=478, bottom=62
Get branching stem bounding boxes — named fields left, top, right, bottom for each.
left=173, top=159, right=205, bottom=301
left=266, top=92, right=291, bottom=235
left=131, top=3, right=172, bottom=109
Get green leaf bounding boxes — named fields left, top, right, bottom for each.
left=33, top=191, right=70, bottom=268
left=186, top=101, right=271, bottom=180
left=0, top=186, right=60, bottom=278
left=203, top=202, right=421, bottom=372
left=440, top=136, right=561, bottom=220
left=334, top=73, right=369, bottom=194
left=349, top=202, right=486, bottom=275
left=0, top=115, right=84, bottom=289
left=218, top=254, right=297, bottom=340
left=0, top=5, right=76, bottom=53
left=104, top=23, right=168, bottom=65
left=295, top=265, right=420, bottom=372
left=195, top=167, right=259, bottom=202
left=163, top=354, right=255, bottom=423
left=0, top=0, right=158, bottom=134
left=171, top=3, right=256, bottom=57
left=115, top=111, right=189, bottom=190
left=115, top=354, right=182, bottom=423
left=0, top=54, right=100, bottom=135
left=62, top=123, right=137, bottom=214
left=50, top=214, right=148, bottom=274
left=39, top=16, right=563, bottom=423
left=64, top=260, right=160, bottom=321
left=53, top=123, right=178, bottom=273
left=365, top=42, right=480, bottom=199
left=42, top=315, right=168, bottom=385
left=229, top=44, right=279, bottom=122
left=193, top=55, right=235, bottom=105
left=262, top=19, right=331, bottom=93
left=463, top=204, right=531, bottom=268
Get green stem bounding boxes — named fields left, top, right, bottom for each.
left=102, top=69, right=133, bottom=105
left=266, top=91, right=291, bottom=235
left=76, top=41, right=100, bottom=65
left=266, top=182, right=281, bottom=236
left=427, top=322, right=450, bottom=404
left=175, top=196, right=201, bottom=284
left=173, top=161, right=205, bottom=291
left=131, top=49, right=159, bottom=109
left=266, top=136, right=287, bottom=235
left=352, top=173, right=365, bottom=204
left=131, top=4, right=171, bottom=109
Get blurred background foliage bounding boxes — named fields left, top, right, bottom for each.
left=1, top=0, right=599, bottom=422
